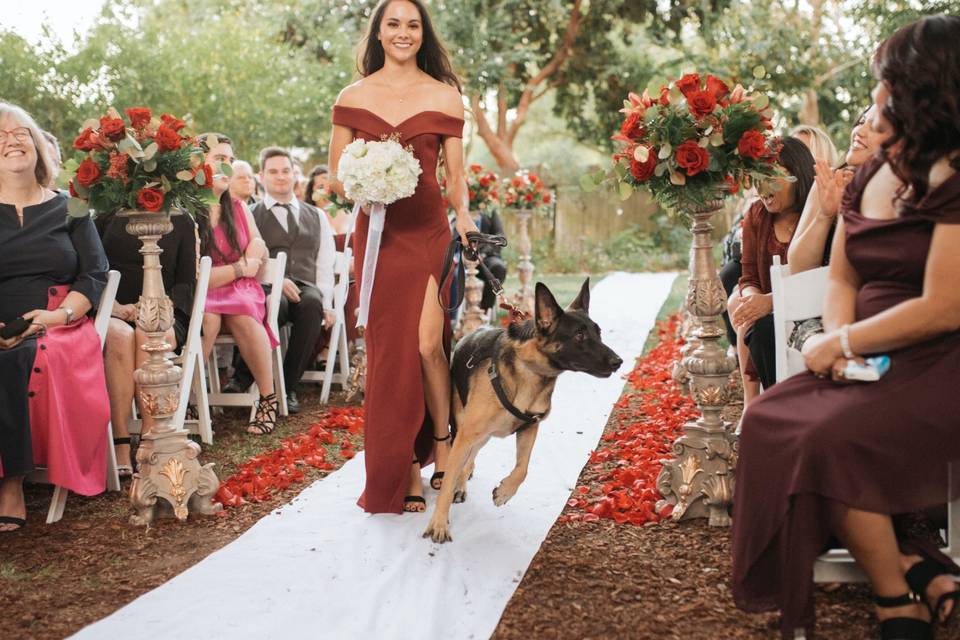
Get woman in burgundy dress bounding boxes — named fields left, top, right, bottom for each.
left=328, top=0, right=478, bottom=514
left=733, top=15, right=960, bottom=639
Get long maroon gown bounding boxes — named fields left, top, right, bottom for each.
left=331, top=106, right=463, bottom=514
left=732, top=157, right=960, bottom=637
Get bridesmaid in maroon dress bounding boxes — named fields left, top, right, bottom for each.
left=328, top=0, right=478, bottom=514
left=733, top=16, right=960, bottom=639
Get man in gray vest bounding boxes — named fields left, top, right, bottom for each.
left=226, top=147, right=335, bottom=413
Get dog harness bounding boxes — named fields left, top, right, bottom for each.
left=454, top=332, right=545, bottom=434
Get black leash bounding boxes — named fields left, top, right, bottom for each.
left=439, top=231, right=508, bottom=313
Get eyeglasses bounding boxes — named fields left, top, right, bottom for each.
left=0, top=127, right=32, bottom=145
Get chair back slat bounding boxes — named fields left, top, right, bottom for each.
left=94, top=270, right=121, bottom=349
left=770, top=256, right=829, bottom=382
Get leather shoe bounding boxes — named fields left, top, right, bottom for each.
left=286, top=391, right=301, bottom=414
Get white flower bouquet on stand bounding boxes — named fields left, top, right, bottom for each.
left=338, top=136, right=422, bottom=327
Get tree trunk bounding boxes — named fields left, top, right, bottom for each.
left=798, top=88, right=820, bottom=125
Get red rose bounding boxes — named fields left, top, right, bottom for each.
left=469, top=164, right=482, bottom=173
left=76, top=158, right=102, bottom=187
left=73, top=127, right=103, bottom=151
left=705, top=75, right=729, bottom=101
left=468, top=189, right=476, bottom=200
left=202, top=163, right=214, bottom=186
left=675, top=140, right=711, bottom=176
left=160, top=113, right=185, bottom=131
left=628, top=146, right=657, bottom=182
left=737, top=129, right=767, bottom=160
left=125, top=107, right=152, bottom=130
left=675, top=73, right=701, bottom=98
left=154, top=124, right=182, bottom=152
left=68, top=181, right=79, bottom=197
left=724, top=175, right=739, bottom=194
left=479, top=175, right=491, bottom=187
left=658, top=86, right=670, bottom=105
left=136, top=187, right=165, bottom=212
left=543, top=192, right=551, bottom=204
left=99, top=116, right=127, bottom=142
left=687, top=90, right=717, bottom=119
left=620, top=111, right=645, bottom=141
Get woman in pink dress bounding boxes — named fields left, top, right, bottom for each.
left=0, top=102, right=110, bottom=531
left=198, top=133, right=280, bottom=434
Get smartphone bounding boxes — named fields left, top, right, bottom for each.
left=843, top=356, right=891, bottom=382
left=0, top=317, right=30, bottom=339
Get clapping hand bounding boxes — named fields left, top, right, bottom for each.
left=731, top=293, right=772, bottom=331
left=814, top=160, right=854, bottom=220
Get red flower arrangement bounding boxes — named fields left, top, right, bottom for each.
left=467, top=163, right=501, bottom=213
left=584, top=72, right=783, bottom=212
left=502, top=169, right=552, bottom=214
left=561, top=315, right=698, bottom=526
left=63, top=106, right=221, bottom=219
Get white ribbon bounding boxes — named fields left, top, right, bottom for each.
left=355, top=201, right=386, bottom=328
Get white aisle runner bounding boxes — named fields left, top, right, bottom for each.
left=74, top=272, right=676, bottom=640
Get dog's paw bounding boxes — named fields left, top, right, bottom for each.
left=422, top=521, right=452, bottom=544
left=453, top=488, right=467, bottom=504
left=492, top=482, right=516, bottom=507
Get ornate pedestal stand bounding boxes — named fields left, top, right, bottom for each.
left=511, top=209, right=535, bottom=316
left=657, top=201, right=738, bottom=526
left=455, top=252, right=487, bottom=339
left=125, top=210, right=220, bottom=526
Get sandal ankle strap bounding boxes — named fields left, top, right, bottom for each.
left=875, top=591, right=924, bottom=608
left=433, top=433, right=451, bottom=442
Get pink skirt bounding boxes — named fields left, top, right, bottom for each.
left=28, top=286, right=110, bottom=495
left=204, top=276, right=279, bottom=347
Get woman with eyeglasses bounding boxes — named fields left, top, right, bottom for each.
left=0, top=102, right=110, bottom=532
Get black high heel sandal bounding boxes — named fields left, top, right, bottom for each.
left=430, top=433, right=451, bottom=490
left=248, top=393, right=279, bottom=435
left=404, top=459, right=426, bottom=512
left=906, top=558, right=960, bottom=625
left=875, top=591, right=934, bottom=639
left=114, top=436, right=134, bottom=478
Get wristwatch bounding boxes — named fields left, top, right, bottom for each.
left=59, top=306, right=75, bottom=325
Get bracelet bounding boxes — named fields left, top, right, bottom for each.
left=839, top=324, right=856, bottom=359
left=232, top=262, right=243, bottom=280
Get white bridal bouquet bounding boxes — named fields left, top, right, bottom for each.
left=337, top=136, right=422, bottom=327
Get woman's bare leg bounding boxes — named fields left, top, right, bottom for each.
left=418, top=276, right=451, bottom=494
left=223, top=315, right=274, bottom=397
left=0, top=476, right=25, bottom=531
left=103, top=318, right=135, bottom=468
left=201, top=312, right=222, bottom=362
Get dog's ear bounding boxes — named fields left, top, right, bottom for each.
left=567, top=278, right=590, bottom=313
left=535, top=282, right=563, bottom=333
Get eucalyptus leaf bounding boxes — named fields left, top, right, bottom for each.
left=161, top=175, right=172, bottom=193
left=668, top=86, right=683, bottom=104
left=618, top=180, right=633, bottom=201
left=710, top=132, right=725, bottom=146
left=643, top=106, right=660, bottom=124
left=176, top=170, right=195, bottom=181
left=658, top=143, right=672, bottom=159
left=698, top=137, right=710, bottom=148
left=82, top=118, right=98, bottom=131
left=579, top=174, right=597, bottom=193
left=594, top=168, right=607, bottom=182
left=654, top=162, right=668, bottom=177
left=613, top=162, right=627, bottom=179
left=752, top=65, right=766, bottom=79
left=195, top=171, right=206, bottom=185
left=753, top=94, right=770, bottom=110
left=142, top=159, right=157, bottom=173
left=66, top=197, right=90, bottom=218
left=204, top=134, right=219, bottom=152
left=143, top=142, right=158, bottom=160
left=219, top=162, right=233, bottom=177
left=669, top=170, right=686, bottom=186
left=633, top=145, right=650, bottom=162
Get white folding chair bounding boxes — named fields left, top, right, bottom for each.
left=35, top=270, right=122, bottom=524
left=129, top=257, right=214, bottom=443
left=207, top=252, right=289, bottom=419
left=769, top=256, right=960, bottom=582
left=301, top=248, right=352, bottom=403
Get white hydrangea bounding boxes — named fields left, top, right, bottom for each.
left=337, top=138, right=422, bottom=205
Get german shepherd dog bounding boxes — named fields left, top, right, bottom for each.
left=423, top=278, right=623, bottom=543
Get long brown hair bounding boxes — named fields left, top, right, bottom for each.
left=197, top=132, right=241, bottom=262
left=872, top=14, right=960, bottom=204
left=358, top=0, right=461, bottom=92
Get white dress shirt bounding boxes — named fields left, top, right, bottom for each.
left=262, top=194, right=336, bottom=313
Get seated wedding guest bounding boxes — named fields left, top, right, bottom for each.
left=719, top=130, right=837, bottom=351
left=229, top=159, right=259, bottom=207
left=727, top=136, right=815, bottom=403
left=457, top=208, right=507, bottom=312
left=0, top=102, right=109, bottom=531
left=41, top=131, right=62, bottom=184
left=97, top=209, right=197, bottom=476
left=226, top=147, right=335, bottom=414
left=789, top=124, right=841, bottom=170
left=197, top=133, right=280, bottom=434
left=788, top=105, right=889, bottom=274
left=733, top=15, right=960, bottom=639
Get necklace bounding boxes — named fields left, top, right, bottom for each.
left=383, top=79, right=419, bottom=104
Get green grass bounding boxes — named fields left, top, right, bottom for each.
left=642, top=272, right=688, bottom=355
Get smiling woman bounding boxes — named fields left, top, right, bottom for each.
left=0, top=101, right=110, bottom=533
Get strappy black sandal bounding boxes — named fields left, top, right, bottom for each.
left=0, top=516, right=25, bottom=532
left=405, top=459, right=426, bottom=512
left=875, top=591, right=934, bottom=639
left=430, top=433, right=451, bottom=490
left=113, top=436, right=134, bottom=478
left=247, top=393, right=279, bottom=435
left=907, top=558, right=960, bottom=625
